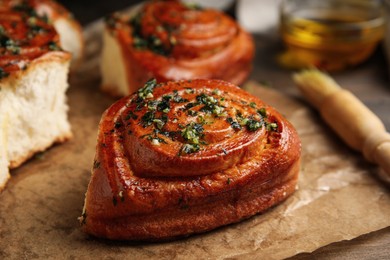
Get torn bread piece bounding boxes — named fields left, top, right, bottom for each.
left=0, top=0, right=77, bottom=191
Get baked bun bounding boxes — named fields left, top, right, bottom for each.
left=81, top=79, right=301, bottom=241
left=0, top=0, right=81, bottom=190
left=101, top=0, right=254, bottom=97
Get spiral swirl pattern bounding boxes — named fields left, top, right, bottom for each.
left=82, top=79, right=301, bottom=241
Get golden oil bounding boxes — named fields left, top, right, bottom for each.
left=279, top=0, right=385, bottom=71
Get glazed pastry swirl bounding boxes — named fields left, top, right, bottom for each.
left=82, top=79, right=301, bottom=240
left=103, top=0, right=254, bottom=96
left=137, top=0, right=238, bottom=59
left=105, top=79, right=277, bottom=177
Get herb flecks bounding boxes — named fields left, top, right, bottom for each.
left=180, top=143, right=200, bottom=155
left=246, top=118, right=262, bottom=132
left=181, top=122, right=204, bottom=144
left=138, top=78, right=157, bottom=100
left=173, top=92, right=188, bottom=103
left=257, top=108, right=267, bottom=117
left=125, top=111, right=138, bottom=121
left=196, top=93, right=225, bottom=117
left=141, top=111, right=155, bottom=127
left=157, top=95, right=171, bottom=113
left=266, top=122, right=278, bottom=131
left=226, top=117, right=241, bottom=131
left=130, top=11, right=176, bottom=56
left=226, top=106, right=275, bottom=132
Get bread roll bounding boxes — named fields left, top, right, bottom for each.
left=81, top=79, right=301, bottom=241
left=0, top=0, right=82, bottom=190
left=101, top=0, right=254, bottom=96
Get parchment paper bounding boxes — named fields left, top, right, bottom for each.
left=1, top=16, right=390, bottom=260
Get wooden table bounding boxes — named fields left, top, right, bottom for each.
left=61, top=0, right=390, bottom=258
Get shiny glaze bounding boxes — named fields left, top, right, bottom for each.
left=105, top=0, right=254, bottom=94
left=84, top=79, right=301, bottom=224
left=0, top=0, right=65, bottom=75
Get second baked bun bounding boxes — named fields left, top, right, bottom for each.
left=81, top=79, right=301, bottom=241
left=101, top=0, right=255, bottom=96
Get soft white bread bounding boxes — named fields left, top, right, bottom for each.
left=54, top=17, right=84, bottom=66
left=101, top=28, right=129, bottom=97
left=0, top=53, right=72, bottom=189
left=2, top=53, right=72, bottom=169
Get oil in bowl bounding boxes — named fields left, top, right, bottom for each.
left=279, top=0, right=385, bottom=71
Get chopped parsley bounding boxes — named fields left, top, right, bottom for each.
left=257, top=108, right=267, bottom=117
left=245, top=118, right=262, bottom=132
left=196, top=93, right=225, bottom=116
left=138, top=78, right=157, bottom=100
left=187, top=110, right=198, bottom=116
left=125, top=111, right=138, bottom=120
left=181, top=122, right=204, bottom=144
left=157, top=95, right=172, bottom=113
left=185, top=88, right=195, bottom=94
left=141, top=111, right=155, bottom=127
left=226, top=117, right=242, bottom=130
left=212, top=88, right=221, bottom=95
left=180, top=143, right=200, bottom=155
left=152, top=117, right=167, bottom=130
left=0, top=37, right=19, bottom=54
left=130, top=12, right=173, bottom=56
left=266, top=122, right=278, bottom=131
left=173, top=94, right=188, bottom=103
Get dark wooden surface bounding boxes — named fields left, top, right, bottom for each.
left=60, top=0, right=390, bottom=259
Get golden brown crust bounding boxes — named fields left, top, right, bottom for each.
left=104, top=0, right=254, bottom=95
left=0, top=51, right=71, bottom=85
left=82, top=79, right=301, bottom=241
